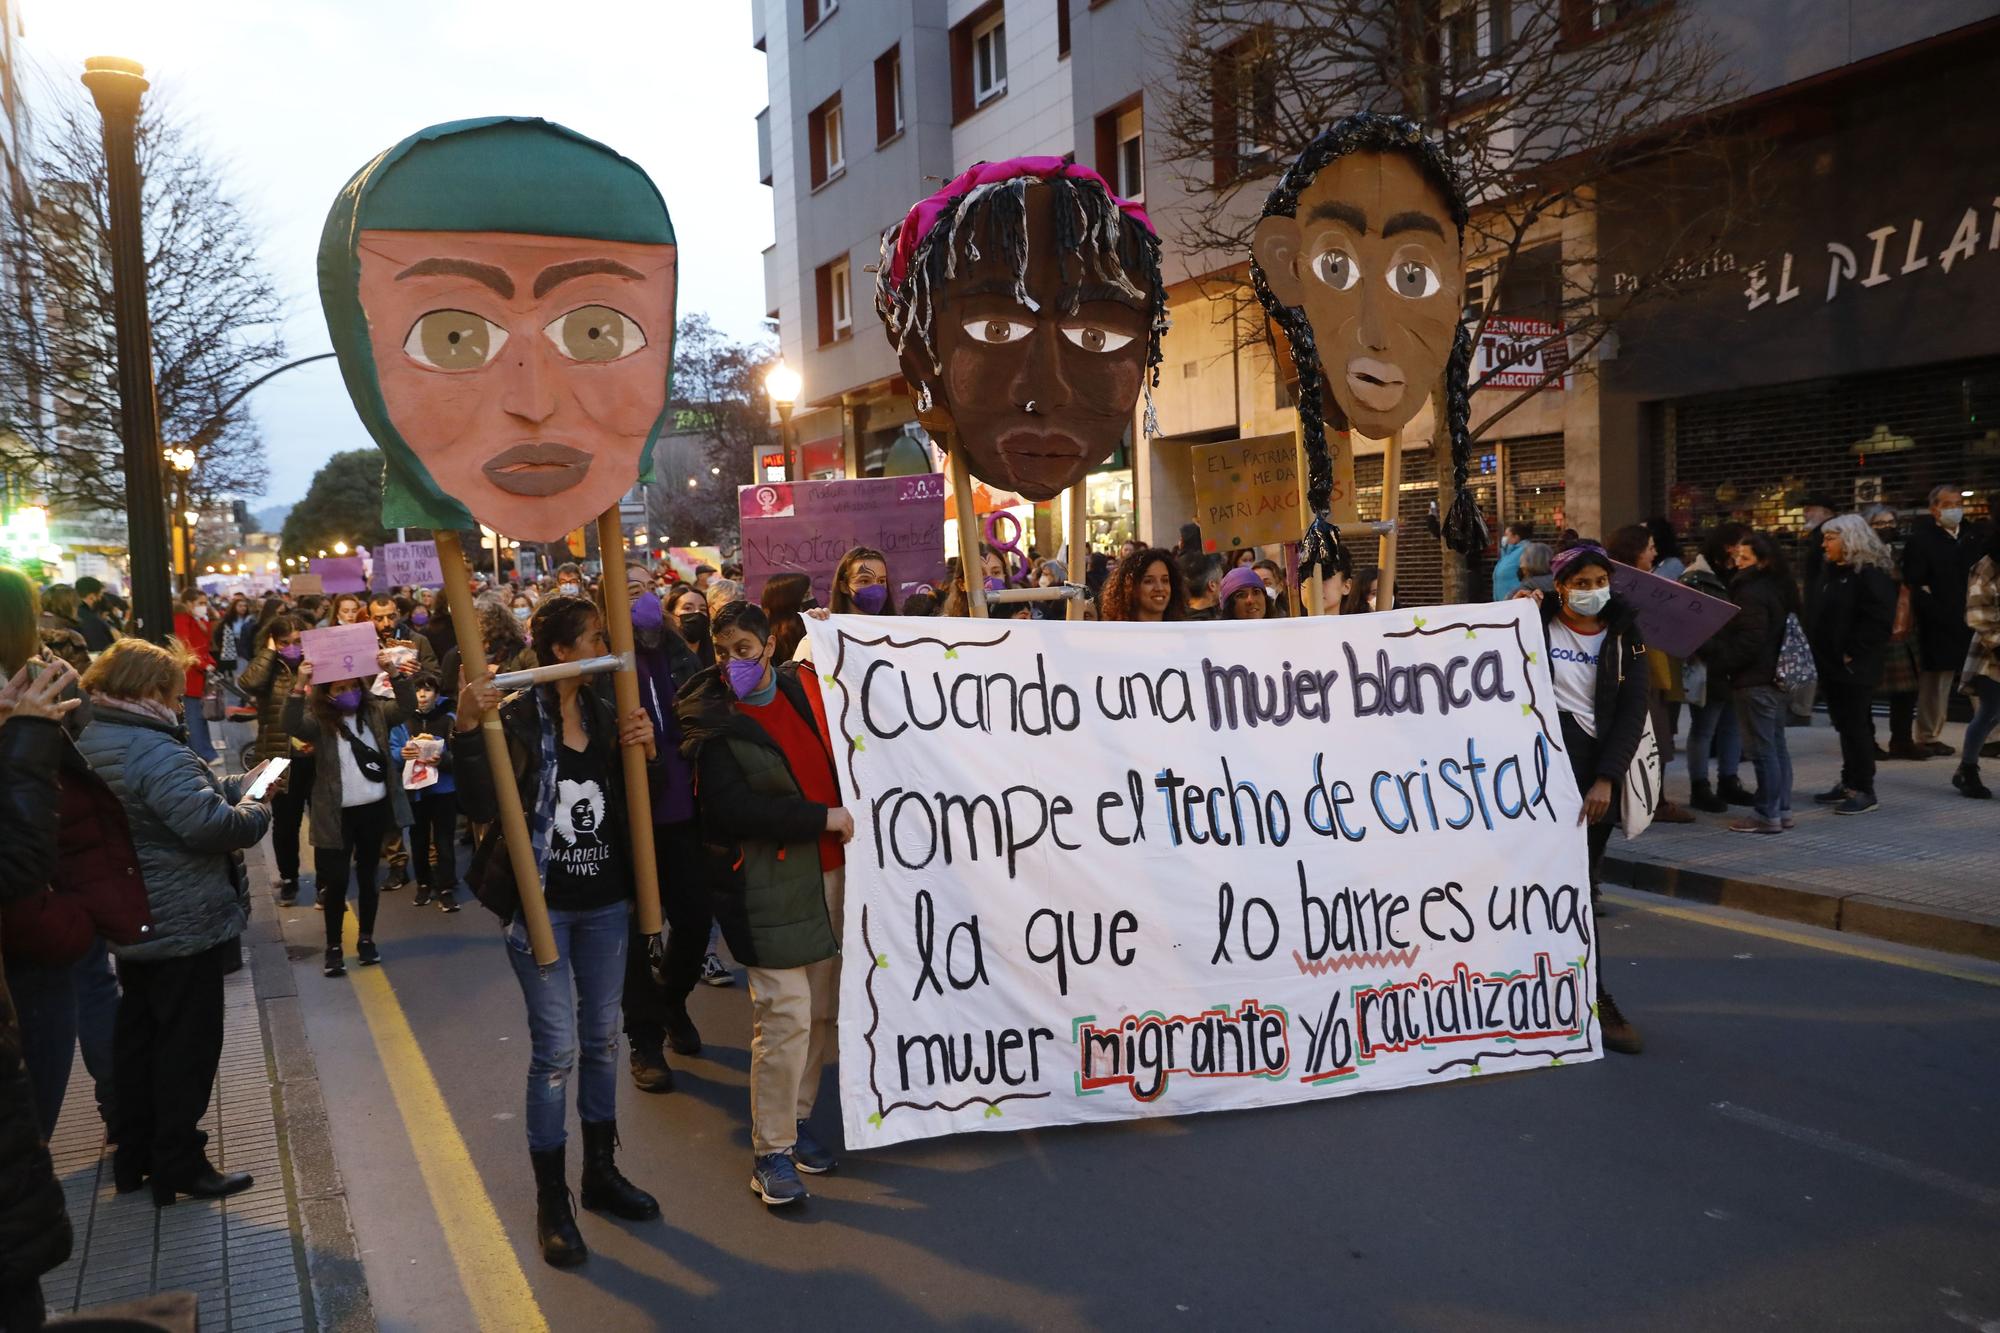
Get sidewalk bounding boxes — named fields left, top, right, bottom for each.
left=1602, top=716, right=2000, bottom=960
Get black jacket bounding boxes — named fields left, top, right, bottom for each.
left=0, top=717, right=75, bottom=1291
left=1539, top=596, right=1651, bottom=783
left=1903, top=515, right=1979, bottom=669
left=1703, top=566, right=1796, bottom=691
left=1807, top=562, right=1897, bottom=688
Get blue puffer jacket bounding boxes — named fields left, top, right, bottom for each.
left=73, top=702, right=271, bottom=962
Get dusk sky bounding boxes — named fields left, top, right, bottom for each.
left=20, top=0, right=774, bottom=513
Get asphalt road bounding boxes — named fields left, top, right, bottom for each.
left=280, top=863, right=2000, bottom=1333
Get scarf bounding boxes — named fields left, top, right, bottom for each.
left=89, top=692, right=184, bottom=729
left=525, top=687, right=563, bottom=887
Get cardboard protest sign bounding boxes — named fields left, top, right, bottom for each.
left=1609, top=563, right=1738, bottom=659
left=287, top=573, right=324, bottom=596
left=379, top=540, right=445, bottom=589
left=739, top=475, right=947, bottom=604
left=308, top=555, right=367, bottom=594
left=1192, top=433, right=1301, bottom=552
left=807, top=600, right=1600, bottom=1148
left=300, top=623, right=380, bottom=683
left=664, top=545, right=722, bottom=583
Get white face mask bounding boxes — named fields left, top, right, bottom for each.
left=1566, top=586, right=1612, bottom=617
left=1940, top=507, right=1964, bottom=528
left=558, top=582, right=580, bottom=597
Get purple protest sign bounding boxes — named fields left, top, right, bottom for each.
left=308, top=555, right=368, bottom=594
left=299, top=623, right=381, bottom=683
left=380, top=541, right=445, bottom=589
left=738, top=475, right=948, bottom=604
left=1609, top=563, right=1739, bottom=658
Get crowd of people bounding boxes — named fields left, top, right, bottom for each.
left=1, top=486, right=1993, bottom=1303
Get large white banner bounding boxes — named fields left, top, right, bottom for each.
left=806, top=602, right=1601, bottom=1148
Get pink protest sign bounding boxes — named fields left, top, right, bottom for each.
left=738, top=475, right=948, bottom=603
left=380, top=541, right=444, bottom=589
left=308, top=555, right=368, bottom=594
left=1610, top=563, right=1739, bottom=658
left=300, top=623, right=381, bottom=683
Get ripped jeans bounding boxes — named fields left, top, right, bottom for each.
left=504, top=900, right=631, bottom=1152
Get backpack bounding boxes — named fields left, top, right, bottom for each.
left=1775, top=612, right=1817, bottom=690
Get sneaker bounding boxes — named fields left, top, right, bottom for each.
left=628, top=1044, right=675, bottom=1094
left=701, top=953, right=735, bottom=987
left=1811, top=785, right=1849, bottom=805
left=438, top=889, right=462, bottom=913
left=413, top=882, right=434, bottom=907
left=1727, top=816, right=1783, bottom=835
left=1598, top=991, right=1643, bottom=1055
left=1834, top=792, right=1879, bottom=816
left=323, top=946, right=345, bottom=978
left=749, top=1152, right=808, bottom=1206
left=1952, top=768, right=1993, bottom=800
left=313, top=885, right=326, bottom=912
left=1780, top=814, right=1796, bottom=829
left=792, top=1122, right=836, bottom=1175
left=277, top=878, right=299, bottom=906
left=1925, top=740, right=1956, bottom=757
left=356, top=938, right=381, bottom=965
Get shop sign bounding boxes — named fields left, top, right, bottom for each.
left=1473, top=317, right=1570, bottom=391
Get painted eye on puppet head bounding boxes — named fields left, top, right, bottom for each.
left=1388, top=259, right=1440, bottom=299
left=544, top=305, right=647, bottom=363
left=962, top=318, right=1036, bottom=345
left=1060, top=325, right=1135, bottom=353
left=1311, top=249, right=1360, bottom=292
left=404, top=310, right=509, bottom=372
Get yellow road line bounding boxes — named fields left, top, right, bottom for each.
left=344, top=915, right=550, bottom=1331
left=1605, top=889, right=2000, bottom=989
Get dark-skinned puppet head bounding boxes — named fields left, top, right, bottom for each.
left=319, top=117, right=677, bottom=544
left=1250, top=113, right=1484, bottom=577
left=876, top=157, right=1167, bottom=502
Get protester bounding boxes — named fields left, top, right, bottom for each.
left=1528, top=542, right=1644, bottom=1055
left=1797, top=497, right=1837, bottom=601
left=1344, top=567, right=1391, bottom=616
left=1491, top=521, right=1534, bottom=601
left=1648, top=518, right=1686, bottom=582
left=1517, top=541, right=1556, bottom=597
left=454, top=595, right=662, bottom=1266
left=1218, top=566, right=1270, bottom=621
left=1100, top=548, right=1188, bottom=623
left=675, top=601, right=852, bottom=1208
left=1250, top=559, right=1290, bottom=617
left=1952, top=522, right=2000, bottom=799
left=693, top=564, right=716, bottom=594
left=283, top=651, right=419, bottom=976
left=1904, top=483, right=1979, bottom=756
left=72, top=575, right=118, bottom=653
left=670, top=585, right=716, bottom=670
left=370, top=594, right=439, bottom=674
left=440, top=597, right=536, bottom=690
left=1806, top=515, right=1898, bottom=814
left=555, top=564, right=585, bottom=600
left=706, top=578, right=745, bottom=615
left=762, top=572, right=813, bottom=665
left=327, top=592, right=367, bottom=627
left=1680, top=523, right=1753, bottom=812
left=901, top=589, right=939, bottom=618
left=36, top=585, right=93, bottom=674
left=171, top=587, right=221, bottom=763
left=77, top=638, right=270, bottom=1205
left=240, top=615, right=313, bottom=904
left=1863, top=504, right=1929, bottom=761
left=214, top=596, right=253, bottom=681
left=1181, top=552, right=1224, bottom=620
left=1704, top=531, right=1800, bottom=834
left=1607, top=524, right=1693, bottom=821
left=394, top=672, right=462, bottom=911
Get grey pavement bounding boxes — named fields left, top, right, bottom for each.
left=1605, top=715, right=1999, bottom=957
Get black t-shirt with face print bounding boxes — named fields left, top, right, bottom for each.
left=543, top=740, right=630, bottom=912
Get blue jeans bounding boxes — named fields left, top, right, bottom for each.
left=1734, top=686, right=1794, bottom=824
left=1684, top=693, right=1743, bottom=787
left=1963, top=677, right=2000, bottom=774
left=504, top=900, right=630, bottom=1152
left=182, top=695, right=218, bottom=761
left=9, top=936, right=120, bottom=1138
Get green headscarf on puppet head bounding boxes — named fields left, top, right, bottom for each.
left=318, top=117, right=678, bottom=539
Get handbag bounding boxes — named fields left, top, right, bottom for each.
left=1775, top=613, right=1818, bottom=691
left=336, top=716, right=388, bottom=784
left=1681, top=658, right=1708, bottom=709
left=201, top=678, right=226, bottom=723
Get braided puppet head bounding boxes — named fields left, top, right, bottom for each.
left=876, top=157, right=1167, bottom=502
left=1250, top=114, right=1485, bottom=571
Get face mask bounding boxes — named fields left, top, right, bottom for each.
left=725, top=656, right=765, bottom=700
left=1566, top=587, right=1612, bottom=617
left=1941, top=507, right=1965, bottom=528
left=412, top=609, right=429, bottom=626
left=330, top=686, right=364, bottom=714
left=678, top=611, right=710, bottom=643
left=559, top=583, right=580, bottom=598
left=630, top=591, right=664, bottom=632
left=851, top=584, right=889, bottom=614
left=1264, top=584, right=1279, bottom=600
left=512, top=606, right=532, bottom=621
left=277, top=644, right=303, bottom=664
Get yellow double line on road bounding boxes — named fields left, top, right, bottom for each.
left=344, top=915, right=550, bottom=1331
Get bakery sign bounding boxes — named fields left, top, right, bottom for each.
left=1741, top=193, right=2000, bottom=313
left=1471, top=315, right=1571, bottom=391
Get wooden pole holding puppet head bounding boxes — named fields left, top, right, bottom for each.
left=1250, top=114, right=1488, bottom=613
left=875, top=158, right=1168, bottom=618
left=317, top=117, right=677, bottom=966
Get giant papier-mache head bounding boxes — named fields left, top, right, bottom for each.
left=319, top=117, right=678, bottom=543
left=876, top=157, right=1168, bottom=502
left=1250, top=113, right=1484, bottom=576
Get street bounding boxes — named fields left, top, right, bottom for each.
left=282, top=869, right=2000, bottom=1332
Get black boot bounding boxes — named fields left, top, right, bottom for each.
left=1716, top=776, right=1756, bottom=807
left=1687, top=780, right=1727, bottom=814
left=530, top=1146, right=588, bottom=1267
left=579, top=1120, right=659, bottom=1221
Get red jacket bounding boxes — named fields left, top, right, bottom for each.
left=0, top=732, right=154, bottom=967
left=173, top=611, right=214, bottom=697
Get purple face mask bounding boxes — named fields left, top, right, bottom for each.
left=631, top=591, right=664, bottom=632
left=277, top=644, right=303, bottom=664
left=725, top=657, right=766, bottom=700
left=850, top=584, right=889, bottom=614
left=330, top=686, right=364, bottom=714
left=412, top=609, right=430, bottom=627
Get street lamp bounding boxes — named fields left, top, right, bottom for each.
left=165, top=445, right=195, bottom=592
left=82, top=56, right=173, bottom=643
left=765, top=362, right=801, bottom=481
left=332, top=540, right=350, bottom=556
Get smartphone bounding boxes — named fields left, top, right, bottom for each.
left=244, top=757, right=291, bottom=802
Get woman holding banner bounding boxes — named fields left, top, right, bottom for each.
left=829, top=547, right=898, bottom=617
left=1218, top=566, right=1271, bottom=621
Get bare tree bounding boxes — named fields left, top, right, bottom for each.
left=646, top=313, right=779, bottom=551
left=1153, top=0, right=1755, bottom=434
left=0, top=87, right=285, bottom=518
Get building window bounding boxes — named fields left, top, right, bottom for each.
left=1561, top=0, right=1663, bottom=41
left=1094, top=97, right=1143, bottom=203
left=875, top=45, right=903, bottom=144
left=1057, top=0, right=1071, bottom=57
left=1444, top=0, right=1510, bottom=82
left=816, top=256, right=852, bottom=345
left=803, top=0, right=837, bottom=35
left=1210, top=31, right=1276, bottom=185
left=1495, top=244, right=1562, bottom=322
left=951, top=2, right=1009, bottom=123
left=808, top=94, right=844, bottom=189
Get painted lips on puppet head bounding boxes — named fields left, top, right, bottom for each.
left=877, top=158, right=1166, bottom=502
left=318, top=118, right=677, bottom=543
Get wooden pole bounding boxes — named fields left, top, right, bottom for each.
left=597, top=511, right=663, bottom=938
left=1064, top=479, right=1088, bottom=621
left=435, top=530, right=557, bottom=966
left=1377, top=429, right=1404, bottom=612
left=947, top=439, right=988, bottom=619
left=1292, top=416, right=1322, bottom=615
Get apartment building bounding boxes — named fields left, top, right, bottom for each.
left=0, top=0, right=33, bottom=519
left=754, top=0, right=2000, bottom=600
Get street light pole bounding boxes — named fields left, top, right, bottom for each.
left=82, top=56, right=172, bottom=643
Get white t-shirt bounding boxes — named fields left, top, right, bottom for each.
left=332, top=717, right=389, bottom=808
left=1548, top=620, right=1607, bottom=738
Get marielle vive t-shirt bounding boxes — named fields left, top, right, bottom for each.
left=736, top=671, right=845, bottom=872
left=544, top=739, right=631, bottom=911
